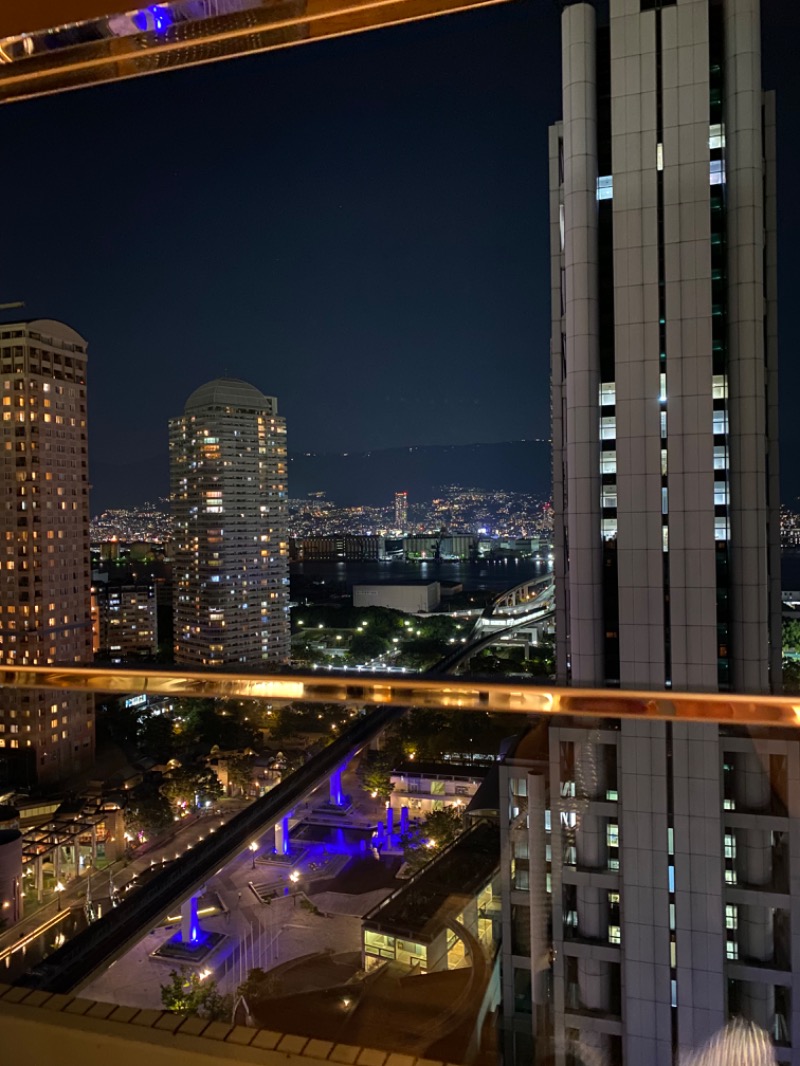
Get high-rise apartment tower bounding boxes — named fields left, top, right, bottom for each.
left=498, top=4, right=789, bottom=1066
left=0, top=320, right=93, bottom=787
left=170, top=377, right=290, bottom=666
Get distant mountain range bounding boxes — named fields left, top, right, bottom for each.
left=288, top=440, right=552, bottom=506
left=91, top=439, right=552, bottom=511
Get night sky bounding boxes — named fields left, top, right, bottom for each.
left=0, top=0, right=798, bottom=510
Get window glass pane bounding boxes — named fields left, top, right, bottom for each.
left=596, top=175, right=613, bottom=200
left=601, top=417, right=616, bottom=441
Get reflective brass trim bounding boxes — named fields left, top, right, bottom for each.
left=0, top=0, right=510, bottom=105
left=0, top=664, right=796, bottom=727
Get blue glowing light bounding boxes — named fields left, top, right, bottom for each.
left=132, top=5, right=173, bottom=33
left=329, top=766, right=345, bottom=807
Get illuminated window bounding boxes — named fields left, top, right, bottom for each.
left=601, top=452, right=617, bottom=475
left=596, top=175, right=613, bottom=200
left=600, top=416, right=616, bottom=441
left=713, top=410, right=729, bottom=435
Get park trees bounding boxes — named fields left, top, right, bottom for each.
left=161, top=766, right=222, bottom=811
left=400, top=806, right=464, bottom=873
left=161, top=968, right=232, bottom=1020
left=357, top=752, right=394, bottom=802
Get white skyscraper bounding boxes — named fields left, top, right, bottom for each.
left=500, top=4, right=791, bottom=1066
left=170, top=377, right=290, bottom=666
left=551, top=0, right=779, bottom=692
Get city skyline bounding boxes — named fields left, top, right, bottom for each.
left=1, top=2, right=799, bottom=511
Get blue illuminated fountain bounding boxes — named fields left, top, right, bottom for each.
left=151, top=893, right=225, bottom=965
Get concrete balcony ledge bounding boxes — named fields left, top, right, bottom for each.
left=561, top=865, right=620, bottom=888
left=726, top=961, right=793, bottom=985
left=0, top=981, right=460, bottom=1066
left=725, top=881, right=789, bottom=903
left=560, top=936, right=621, bottom=962
left=562, top=1008, right=623, bottom=1035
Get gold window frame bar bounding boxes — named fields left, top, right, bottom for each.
left=0, top=0, right=511, bottom=105
left=2, top=664, right=799, bottom=728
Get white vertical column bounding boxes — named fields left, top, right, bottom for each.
left=611, top=0, right=666, bottom=688
left=763, top=90, right=781, bottom=689
left=724, top=0, right=769, bottom=694
left=561, top=2, right=603, bottom=686
left=574, top=738, right=610, bottom=1039
left=551, top=120, right=570, bottom=684
left=660, top=0, right=717, bottom=691
left=619, top=721, right=673, bottom=1066
left=527, top=772, right=548, bottom=1021
left=733, top=750, right=775, bottom=1030
left=672, top=723, right=725, bottom=1055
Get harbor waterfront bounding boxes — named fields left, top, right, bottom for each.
left=291, top=556, right=552, bottom=601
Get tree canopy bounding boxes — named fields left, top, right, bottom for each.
left=400, top=806, right=465, bottom=873
left=161, top=968, right=232, bottom=1020
left=357, top=752, right=394, bottom=802
left=160, top=766, right=222, bottom=810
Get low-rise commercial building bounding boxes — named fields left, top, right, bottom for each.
left=353, top=582, right=440, bottom=614
left=362, top=820, right=501, bottom=975
left=389, top=760, right=489, bottom=816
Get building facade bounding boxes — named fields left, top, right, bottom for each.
left=352, top=582, right=440, bottom=614
left=293, top=535, right=386, bottom=561
left=169, top=377, right=289, bottom=666
left=0, top=319, right=93, bottom=787
left=510, top=3, right=792, bottom=1065
left=91, top=578, right=158, bottom=661
left=551, top=0, right=779, bottom=693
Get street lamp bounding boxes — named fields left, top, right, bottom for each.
left=289, top=869, right=300, bottom=884
left=54, top=881, right=65, bottom=911
left=249, top=841, right=258, bottom=868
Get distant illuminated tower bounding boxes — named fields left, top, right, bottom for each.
left=394, top=491, right=408, bottom=531
left=169, top=378, right=289, bottom=665
left=0, top=319, right=93, bottom=787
